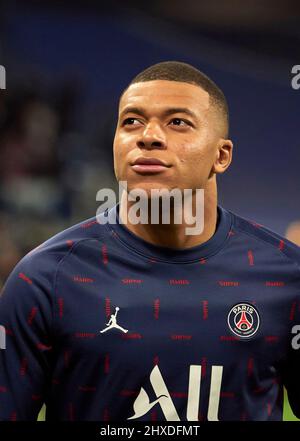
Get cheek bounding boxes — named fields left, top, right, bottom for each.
left=177, top=141, right=216, bottom=184
left=113, top=139, right=123, bottom=179
left=113, top=133, right=126, bottom=163
left=178, top=141, right=208, bottom=168
left=113, top=133, right=134, bottom=179
left=114, top=132, right=133, bottom=158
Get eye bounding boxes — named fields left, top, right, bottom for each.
left=122, top=117, right=141, bottom=126
left=169, top=118, right=190, bottom=127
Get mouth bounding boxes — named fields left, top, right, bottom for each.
left=131, top=157, right=171, bottom=175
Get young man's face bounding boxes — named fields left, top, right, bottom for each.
left=113, top=80, right=228, bottom=195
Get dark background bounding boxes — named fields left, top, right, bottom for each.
left=0, top=0, right=300, bottom=287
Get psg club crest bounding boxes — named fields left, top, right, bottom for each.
left=227, top=303, right=260, bottom=339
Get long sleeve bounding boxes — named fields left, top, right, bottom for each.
left=0, top=252, right=55, bottom=421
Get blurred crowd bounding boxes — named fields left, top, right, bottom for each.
left=0, top=80, right=117, bottom=287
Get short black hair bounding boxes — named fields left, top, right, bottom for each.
left=121, top=61, right=229, bottom=137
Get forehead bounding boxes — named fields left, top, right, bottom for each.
left=119, top=80, right=210, bottom=114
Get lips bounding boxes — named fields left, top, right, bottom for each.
left=132, top=157, right=169, bottom=167
left=131, top=157, right=171, bottom=174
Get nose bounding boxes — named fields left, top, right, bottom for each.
left=136, top=122, right=167, bottom=150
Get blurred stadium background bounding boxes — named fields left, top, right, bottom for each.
left=0, top=0, right=299, bottom=421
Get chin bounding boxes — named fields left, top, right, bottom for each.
left=129, top=183, right=174, bottom=197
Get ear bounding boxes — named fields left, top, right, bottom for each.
left=212, top=138, right=233, bottom=175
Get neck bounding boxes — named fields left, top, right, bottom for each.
left=119, top=178, right=218, bottom=249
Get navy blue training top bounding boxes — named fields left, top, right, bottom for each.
left=0, top=203, right=300, bottom=421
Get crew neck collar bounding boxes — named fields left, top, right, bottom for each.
left=104, top=202, right=232, bottom=263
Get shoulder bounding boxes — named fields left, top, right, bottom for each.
left=226, top=207, right=300, bottom=270
left=1, top=213, right=109, bottom=296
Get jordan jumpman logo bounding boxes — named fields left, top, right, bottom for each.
left=100, top=307, right=128, bottom=334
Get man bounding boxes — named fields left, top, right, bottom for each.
left=0, top=61, right=300, bottom=421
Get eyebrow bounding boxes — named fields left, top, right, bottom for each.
left=120, top=106, right=198, bottom=120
